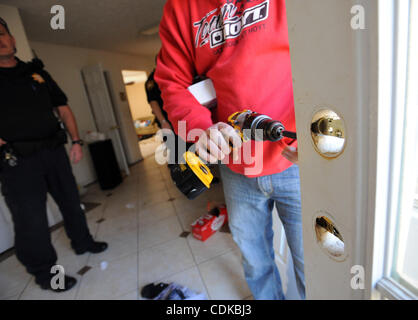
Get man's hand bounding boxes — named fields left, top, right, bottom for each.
left=70, top=144, right=83, bottom=164
left=282, top=146, right=299, bottom=165
left=195, top=122, right=242, bottom=164
left=0, top=138, right=6, bottom=147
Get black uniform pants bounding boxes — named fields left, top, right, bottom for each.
left=0, top=145, right=93, bottom=284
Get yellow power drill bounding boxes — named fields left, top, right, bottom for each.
left=170, top=110, right=297, bottom=199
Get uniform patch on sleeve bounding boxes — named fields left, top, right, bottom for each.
left=31, top=73, right=45, bottom=84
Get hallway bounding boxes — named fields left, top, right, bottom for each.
left=0, top=156, right=252, bottom=300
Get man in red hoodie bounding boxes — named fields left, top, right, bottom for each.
left=155, top=0, right=305, bottom=300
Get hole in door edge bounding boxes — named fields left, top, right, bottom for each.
left=312, top=212, right=348, bottom=262
left=310, top=108, right=347, bottom=159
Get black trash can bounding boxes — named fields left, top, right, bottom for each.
left=88, top=139, right=123, bottom=190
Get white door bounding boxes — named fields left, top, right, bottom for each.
left=286, top=0, right=379, bottom=299
left=81, top=64, right=130, bottom=176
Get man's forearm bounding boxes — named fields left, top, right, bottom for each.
left=57, top=106, right=81, bottom=141
left=150, top=101, right=168, bottom=124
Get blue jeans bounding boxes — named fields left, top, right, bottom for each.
left=219, top=164, right=305, bottom=300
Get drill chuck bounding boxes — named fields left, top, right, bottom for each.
left=230, top=110, right=296, bottom=142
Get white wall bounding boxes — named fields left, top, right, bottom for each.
left=0, top=4, right=33, bottom=61
left=30, top=41, right=155, bottom=186
left=125, top=81, right=153, bottom=120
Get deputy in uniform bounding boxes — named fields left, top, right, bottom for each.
left=145, top=69, right=172, bottom=131
left=0, top=18, right=107, bottom=292
left=145, top=69, right=204, bottom=167
left=145, top=69, right=183, bottom=167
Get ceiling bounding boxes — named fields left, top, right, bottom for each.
left=0, top=0, right=166, bottom=56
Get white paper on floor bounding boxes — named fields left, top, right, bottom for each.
left=125, top=203, right=135, bottom=209
left=100, top=261, right=108, bottom=271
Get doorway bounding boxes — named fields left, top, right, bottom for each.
left=82, top=64, right=130, bottom=176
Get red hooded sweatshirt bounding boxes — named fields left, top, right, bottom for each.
left=155, top=0, right=296, bottom=177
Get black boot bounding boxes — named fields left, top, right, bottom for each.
left=74, top=241, right=108, bottom=255
left=38, top=275, right=77, bottom=293
left=141, top=283, right=170, bottom=299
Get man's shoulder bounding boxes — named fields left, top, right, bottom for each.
left=16, top=58, right=48, bottom=79
left=26, top=60, right=57, bottom=84
left=27, top=58, right=45, bottom=71
left=165, top=0, right=183, bottom=6
left=15, top=57, right=42, bottom=70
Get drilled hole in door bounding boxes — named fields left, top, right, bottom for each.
left=311, top=109, right=346, bottom=158
left=315, top=216, right=345, bottom=260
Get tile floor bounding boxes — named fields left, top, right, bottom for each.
left=0, top=155, right=252, bottom=300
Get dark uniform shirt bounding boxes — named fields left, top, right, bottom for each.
left=0, top=58, right=68, bottom=154
left=145, top=70, right=169, bottom=127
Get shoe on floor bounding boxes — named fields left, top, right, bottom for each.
left=75, top=241, right=108, bottom=255
left=141, top=282, right=170, bottom=299
left=38, top=275, right=77, bottom=293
